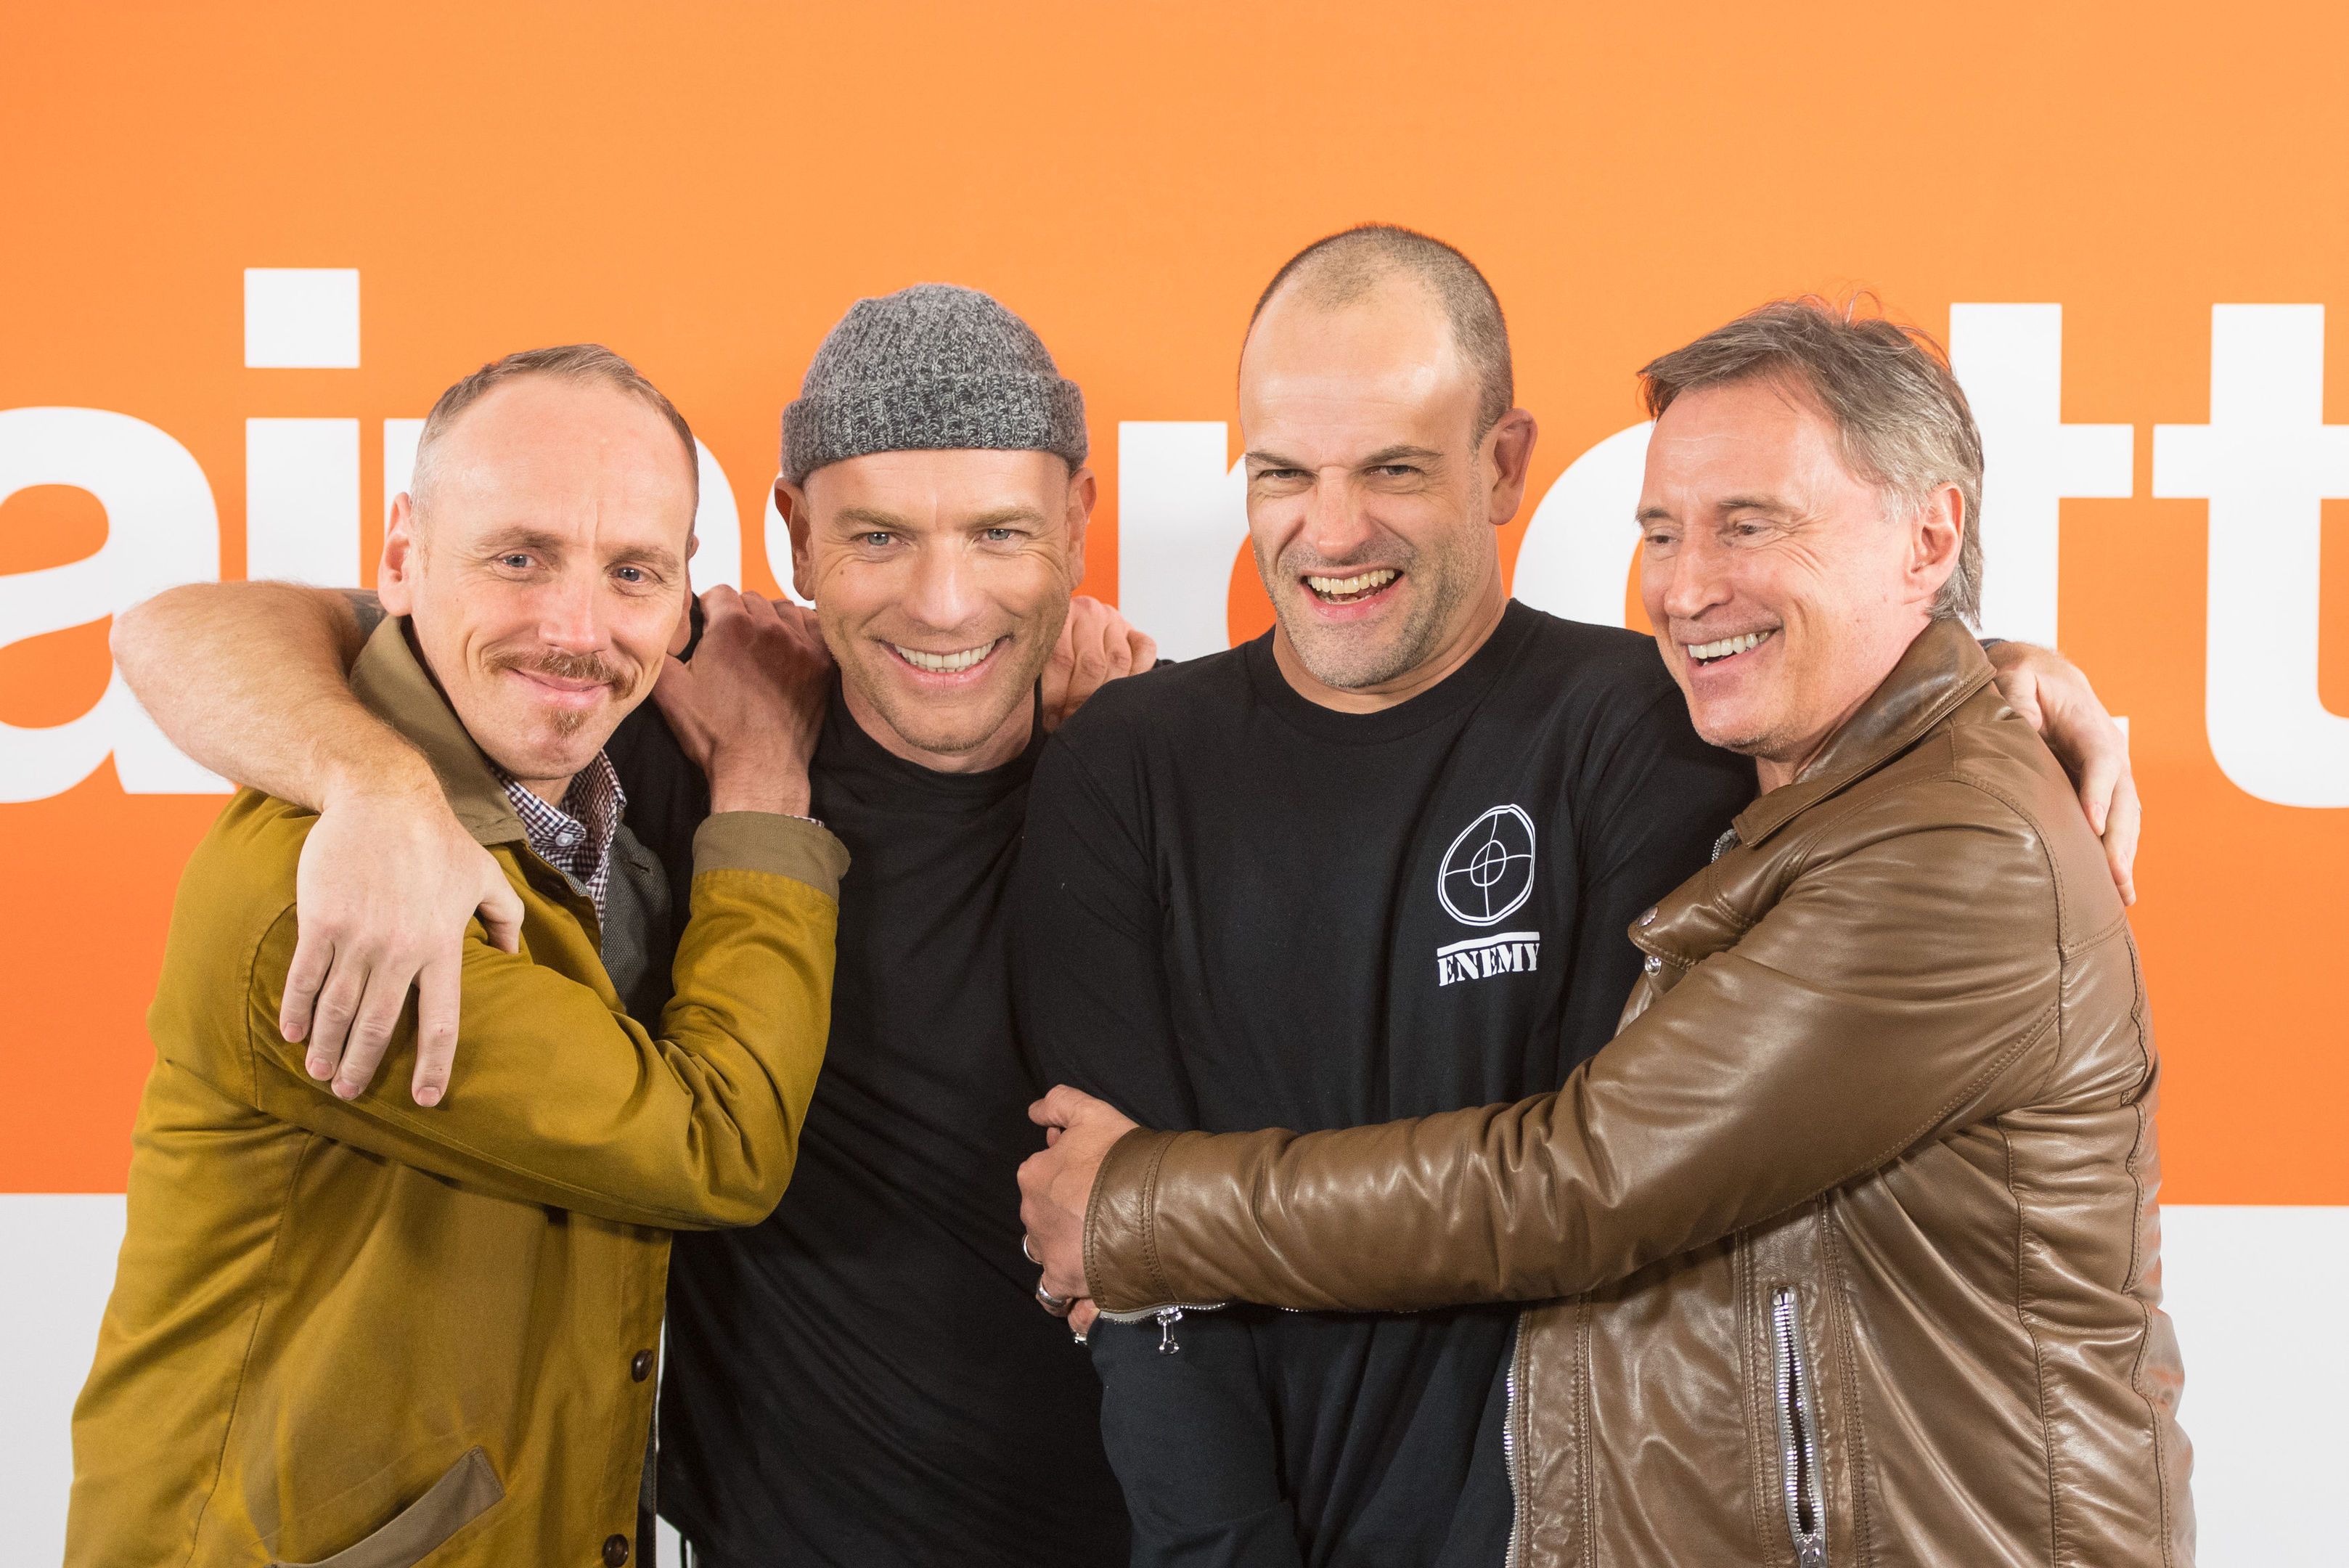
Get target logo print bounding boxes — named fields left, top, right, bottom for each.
left=1438, top=805, right=1537, bottom=927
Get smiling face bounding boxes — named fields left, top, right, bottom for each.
left=1636, top=376, right=1961, bottom=789
left=783, top=447, right=1092, bottom=772
left=376, top=375, right=696, bottom=796
left=1238, top=272, right=1533, bottom=709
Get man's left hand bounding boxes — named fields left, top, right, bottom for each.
left=1986, top=641, right=2139, bottom=905
left=1020, top=1085, right=1140, bottom=1310
left=1042, top=597, right=1157, bottom=732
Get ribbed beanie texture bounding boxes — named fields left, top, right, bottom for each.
left=780, top=284, right=1088, bottom=484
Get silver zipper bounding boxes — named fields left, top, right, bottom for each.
left=1500, top=1315, right=1529, bottom=1568
left=1094, top=1299, right=1229, bottom=1359
left=1770, top=1286, right=1829, bottom=1568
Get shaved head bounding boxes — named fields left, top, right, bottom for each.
left=1249, top=224, right=1514, bottom=441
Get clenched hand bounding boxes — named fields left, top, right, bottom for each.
left=654, top=587, right=831, bottom=816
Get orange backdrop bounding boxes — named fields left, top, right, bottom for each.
left=1, top=1, right=2342, bottom=1201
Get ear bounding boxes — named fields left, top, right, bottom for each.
left=777, top=478, right=817, bottom=603
left=1484, top=409, right=1540, bottom=527
left=1908, top=482, right=1964, bottom=607
left=378, top=494, right=420, bottom=616
left=1063, top=463, right=1098, bottom=588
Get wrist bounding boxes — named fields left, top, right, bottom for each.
left=708, top=768, right=813, bottom=818
left=318, top=741, right=438, bottom=814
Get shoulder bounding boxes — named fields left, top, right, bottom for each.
left=150, top=791, right=315, bottom=1054
left=1050, top=645, right=1254, bottom=753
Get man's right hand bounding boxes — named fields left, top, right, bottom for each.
left=284, top=785, right=525, bottom=1106
left=653, top=587, right=832, bottom=816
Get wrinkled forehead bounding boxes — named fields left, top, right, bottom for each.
left=421, top=382, right=698, bottom=554
left=1239, top=282, right=1478, bottom=454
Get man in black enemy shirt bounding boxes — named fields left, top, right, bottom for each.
left=108, top=288, right=1148, bottom=1568
left=1008, top=227, right=2141, bottom=1568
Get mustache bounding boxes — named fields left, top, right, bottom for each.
left=486, top=648, right=632, bottom=690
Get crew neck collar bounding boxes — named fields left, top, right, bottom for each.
left=1243, top=599, right=1538, bottom=746
left=822, top=671, right=1045, bottom=799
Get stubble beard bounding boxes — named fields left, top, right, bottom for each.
left=1267, top=536, right=1478, bottom=693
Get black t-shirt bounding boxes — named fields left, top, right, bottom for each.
left=608, top=682, right=1129, bottom=1568
left=1010, top=602, right=1754, bottom=1567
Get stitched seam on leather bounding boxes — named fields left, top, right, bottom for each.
left=2000, top=1117, right=2066, bottom=1568
left=1737, top=1243, right=1776, bottom=1565
left=1822, top=1206, right=1874, bottom=1567
left=1139, top=1135, right=1177, bottom=1306
left=1576, top=1296, right=1596, bottom=1568
left=2118, top=936, right=2176, bottom=1568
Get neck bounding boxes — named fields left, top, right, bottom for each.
left=512, top=771, right=579, bottom=806
left=842, top=677, right=1035, bottom=775
left=1271, top=573, right=1509, bottom=715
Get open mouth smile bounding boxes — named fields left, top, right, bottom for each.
left=1686, top=629, right=1776, bottom=667
left=1305, top=569, right=1400, bottom=605
left=891, top=639, right=1004, bottom=676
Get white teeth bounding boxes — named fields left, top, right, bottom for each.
left=892, top=640, right=997, bottom=674
left=1686, top=629, right=1775, bottom=662
left=1306, top=569, right=1399, bottom=598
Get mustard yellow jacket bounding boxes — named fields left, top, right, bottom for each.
left=68, top=618, right=846, bottom=1568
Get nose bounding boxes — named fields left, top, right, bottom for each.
left=1656, top=527, right=1733, bottom=629
left=536, top=565, right=608, bottom=654
left=902, top=537, right=983, bottom=635
left=1299, top=470, right=1378, bottom=563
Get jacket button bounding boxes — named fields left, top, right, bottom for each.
left=1642, top=954, right=1662, bottom=974
left=1639, top=907, right=1657, bottom=926
left=602, top=1535, right=630, bottom=1567
left=632, top=1349, right=654, bottom=1382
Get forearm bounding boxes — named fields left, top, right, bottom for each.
left=245, top=817, right=849, bottom=1228
left=111, top=581, right=428, bottom=809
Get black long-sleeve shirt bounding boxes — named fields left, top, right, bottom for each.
left=1010, top=602, right=1754, bottom=1567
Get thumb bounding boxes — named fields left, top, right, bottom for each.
left=477, top=854, right=525, bottom=955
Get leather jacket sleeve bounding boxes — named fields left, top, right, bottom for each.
left=1083, top=776, right=2120, bottom=1315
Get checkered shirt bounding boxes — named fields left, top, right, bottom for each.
left=496, top=752, right=627, bottom=926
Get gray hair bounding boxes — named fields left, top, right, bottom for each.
left=1638, top=298, right=1983, bottom=625
left=410, top=343, right=699, bottom=518
left=1251, top=224, right=1516, bottom=444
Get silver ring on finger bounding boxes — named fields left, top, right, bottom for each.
left=1021, top=1235, right=1039, bottom=1265
left=1035, top=1283, right=1073, bottom=1316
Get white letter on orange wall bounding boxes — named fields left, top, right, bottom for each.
left=0, top=407, right=229, bottom=800
left=1116, top=422, right=1248, bottom=661
left=1511, top=422, right=1652, bottom=628
left=2154, top=304, right=2349, bottom=808
left=247, top=418, right=360, bottom=584
left=1950, top=304, right=2133, bottom=648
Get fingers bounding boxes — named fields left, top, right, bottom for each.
left=332, top=957, right=418, bottom=1101
left=2106, top=772, right=2142, bottom=907
left=304, top=952, right=369, bottom=1080
left=1070, top=1300, right=1099, bottom=1337
left=2075, top=747, right=2120, bottom=840
left=409, top=945, right=462, bottom=1107
left=477, top=863, right=525, bottom=955
left=1029, top=1084, right=1091, bottom=1127
left=1125, top=626, right=1159, bottom=671
left=280, top=922, right=333, bottom=1047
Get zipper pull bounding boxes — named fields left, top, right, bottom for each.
left=1155, top=1306, right=1184, bottom=1355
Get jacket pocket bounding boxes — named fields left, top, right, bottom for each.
left=1770, top=1288, right=1829, bottom=1568
left=268, top=1447, right=504, bottom=1568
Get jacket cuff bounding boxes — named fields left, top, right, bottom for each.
left=1083, top=1127, right=1189, bottom=1312
left=691, top=812, right=851, bottom=902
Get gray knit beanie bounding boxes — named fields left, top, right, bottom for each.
left=780, top=284, right=1088, bottom=485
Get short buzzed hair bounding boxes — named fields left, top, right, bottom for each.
left=410, top=343, right=700, bottom=517
left=1251, top=224, right=1515, bottom=442
left=1639, top=298, right=1984, bottom=625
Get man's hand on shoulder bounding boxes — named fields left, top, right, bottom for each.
left=653, top=586, right=830, bottom=816
left=1042, top=595, right=1157, bottom=732
left=287, top=777, right=525, bottom=1106
left=1986, top=641, right=2139, bottom=906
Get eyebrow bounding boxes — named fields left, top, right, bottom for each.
left=1243, top=445, right=1447, bottom=470
left=606, top=542, right=684, bottom=575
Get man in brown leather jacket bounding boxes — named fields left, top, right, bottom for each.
left=1023, top=299, right=2192, bottom=1567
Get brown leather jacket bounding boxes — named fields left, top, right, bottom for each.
left=1081, top=620, right=2192, bottom=1567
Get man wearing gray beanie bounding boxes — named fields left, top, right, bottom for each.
left=646, top=281, right=1140, bottom=1566
left=105, top=283, right=1151, bottom=1568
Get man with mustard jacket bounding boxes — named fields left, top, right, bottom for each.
left=68, top=345, right=846, bottom=1568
